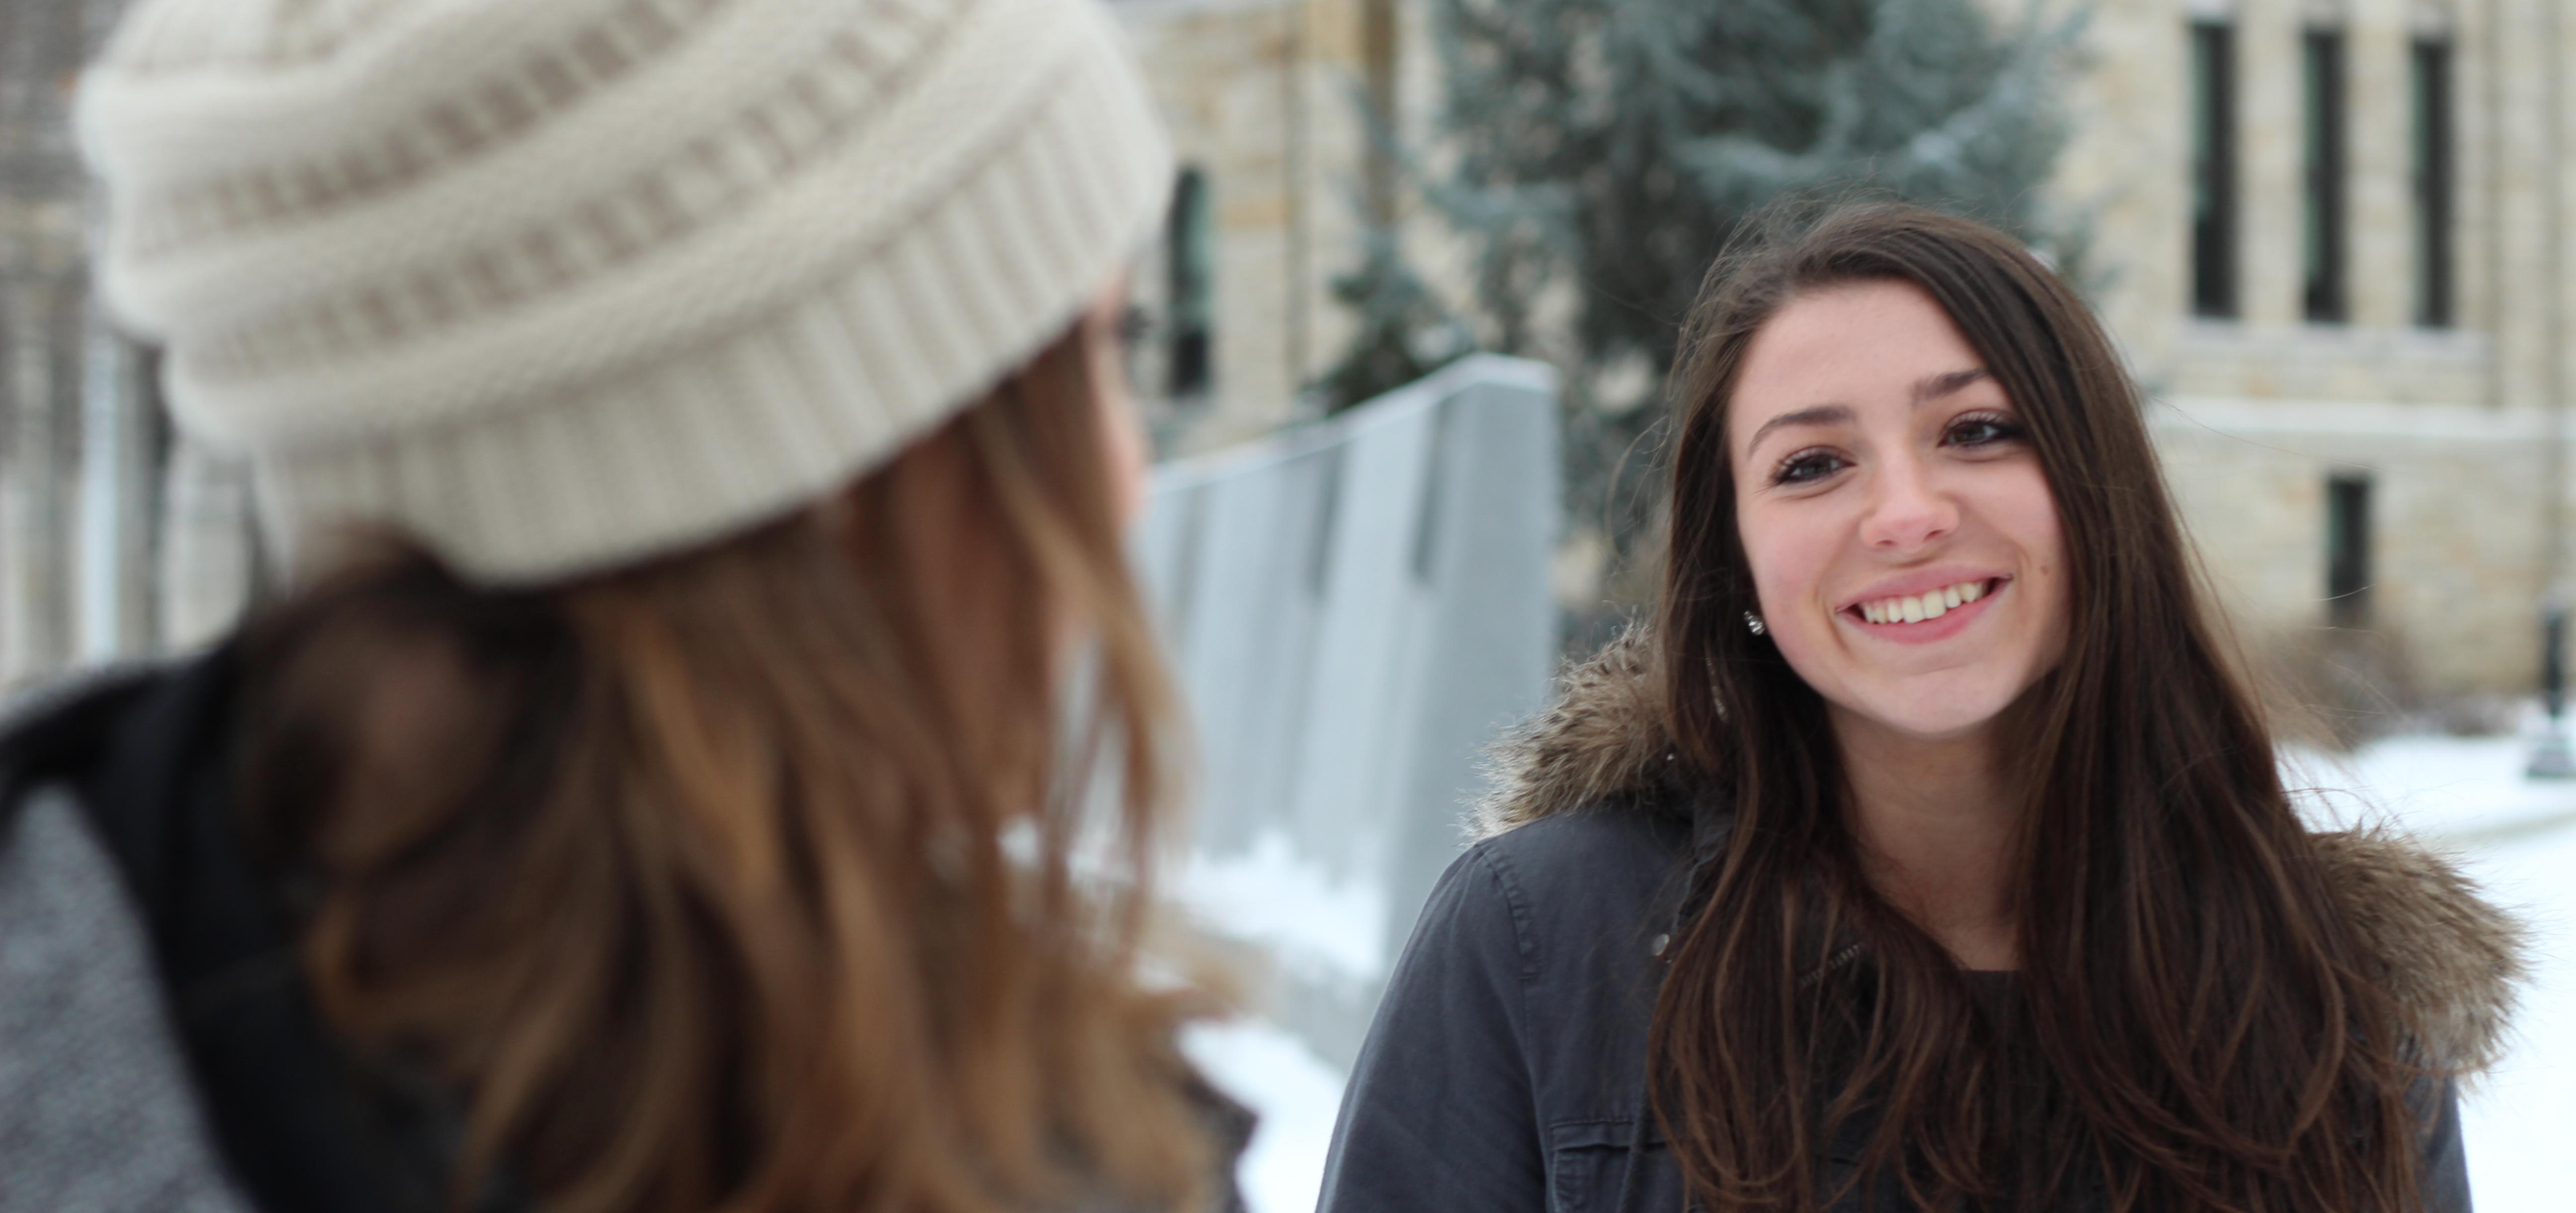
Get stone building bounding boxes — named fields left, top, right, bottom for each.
left=1118, top=0, right=2576, bottom=699
left=1, top=0, right=266, bottom=691
left=1110, top=0, right=1419, bottom=452
left=2057, top=0, right=2575, bottom=699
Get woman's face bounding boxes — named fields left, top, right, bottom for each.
left=1727, top=280, right=2069, bottom=743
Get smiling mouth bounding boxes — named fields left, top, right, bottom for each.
left=1846, top=577, right=2008, bottom=625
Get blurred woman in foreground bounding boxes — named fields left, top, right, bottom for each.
left=1319, top=204, right=2524, bottom=1212
left=0, top=1, right=1239, bottom=1211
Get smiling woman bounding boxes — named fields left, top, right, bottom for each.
left=1316, top=205, right=2528, bottom=1213
left=1654, top=206, right=2505, bottom=1211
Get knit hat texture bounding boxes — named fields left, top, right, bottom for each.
left=78, top=0, right=1175, bottom=582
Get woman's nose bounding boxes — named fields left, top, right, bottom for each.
left=1858, top=458, right=1958, bottom=553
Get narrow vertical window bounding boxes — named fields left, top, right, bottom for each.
left=1362, top=0, right=1400, bottom=227
left=2326, top=472, right=2373, bottom=627
left=1166, top=167, right=1215, bottom=400
left=2411, top=37, right=2455, bottom=328
left=2301, top=29, right=2348, bottom=323
left=2189, top=21, right=2238, bottom=318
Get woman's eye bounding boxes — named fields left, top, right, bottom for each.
left=1945, top=414, right=2024, bottom=448
left=1772, top=451, right=1848, bottom=485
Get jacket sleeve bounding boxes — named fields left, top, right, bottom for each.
left=1316, top=845, right=1546, bottom=1213
left=2416, top=1076, right=2471, bottom=1213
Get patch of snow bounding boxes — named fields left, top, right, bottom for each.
left=1182, top=1018, right=1348, bottom=1213
left=1177, top=832, right=1388, bottom=984
left=2289, top=732, right=2576, bottom=843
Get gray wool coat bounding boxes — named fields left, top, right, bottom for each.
left=1318, top=629, right=2528, bottom=1213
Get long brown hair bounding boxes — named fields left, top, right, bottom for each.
left=234, top=321, right=1215, bottom=1213
left=1650, top=204, right=2424, bottom=1212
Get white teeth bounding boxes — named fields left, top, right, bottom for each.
left=1857, top=580, right=1991, bottom=625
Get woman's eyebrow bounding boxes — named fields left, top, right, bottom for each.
left=1913, top=368, right=1990, bottom=404
left=1745, top=403, right=1855, bottom=456
left=1742, top=370, right=1992, bottom=457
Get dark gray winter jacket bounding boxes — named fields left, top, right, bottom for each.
left=1318, top=630, right=2526, bottom=1213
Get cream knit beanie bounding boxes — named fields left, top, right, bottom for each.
left=77, top=0, right=1174, bottom=583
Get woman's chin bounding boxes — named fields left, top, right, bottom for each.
left=1825, top=679, right=2032, bottom=746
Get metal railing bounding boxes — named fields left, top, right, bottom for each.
left=1136, top=354, right=1560, bottom=1067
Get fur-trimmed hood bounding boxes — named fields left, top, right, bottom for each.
left=1472, top=628, right=2531, bottom=1075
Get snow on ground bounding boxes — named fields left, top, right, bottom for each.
left=1180, top=1018, right=1349, bottom=1213
left=1173, top=834, right=1374, bottom=1213
left=1185, top=729, right=2576, bottom=1213
left=1176, top=833, right=1387, bottom=986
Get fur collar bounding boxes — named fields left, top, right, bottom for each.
left=1473, top=627, right=2530, bottom=1074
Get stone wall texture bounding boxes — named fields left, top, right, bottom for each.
left=2055, top=0, right=2576, bottom=696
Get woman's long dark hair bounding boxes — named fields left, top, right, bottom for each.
left=1649, top=204, right=2424, bottom=1212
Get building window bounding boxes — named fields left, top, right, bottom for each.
left=2301, top=29, right=2348, bottom=324
left=1166, top=167, right=1215, bottom=400
left=2411, top=37, right=2455, bottom=328
left=2326, top=472, right=2372, bottom=627
left=2189, top=21, right=2238, bottom=319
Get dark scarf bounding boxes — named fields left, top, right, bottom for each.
left=0, top=646, right=523, bottom=1213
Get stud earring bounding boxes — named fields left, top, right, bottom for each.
left=1745, top=612, right=1766, bottom=636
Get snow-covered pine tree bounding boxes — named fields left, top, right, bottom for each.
left=1323, top=0, right=2085, bottom=626
left=1314, top=223, right=1476, bottom=418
